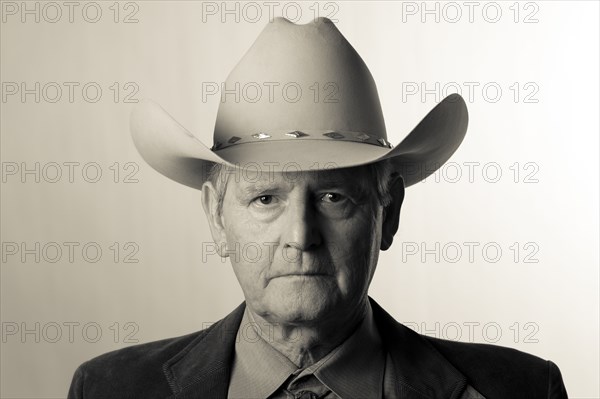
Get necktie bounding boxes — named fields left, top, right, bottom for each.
left=283, top=373, right=333, bottom=399
left=289, top=391, right=330, bottom=399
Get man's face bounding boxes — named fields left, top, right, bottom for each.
left=203, top=166, right=392, bottom=325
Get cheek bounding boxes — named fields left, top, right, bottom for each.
left=222, top=214, right=278, bottom=300
left=330, top=217, right=381, bottom=294
left=224, top=203, right=284, bottom=240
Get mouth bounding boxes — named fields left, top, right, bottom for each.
left=272, top=273, right=331, bottom=279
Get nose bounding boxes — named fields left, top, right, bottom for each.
left=283, top=195, right=322, bottom=252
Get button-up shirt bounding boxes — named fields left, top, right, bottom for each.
left=227, top=302, right=486, bottom=399
left=227, top=302, right=386, bottom=399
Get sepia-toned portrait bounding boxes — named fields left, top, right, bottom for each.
left=1, top=2, right=598, bottom=398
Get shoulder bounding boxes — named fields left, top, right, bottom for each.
left=68, top=303, right=246, bottom=398
left=369, top=298, right=568, bottom=398
left=83, top=328, right=206, bottom=372
left=424, top=336, right=568, bottom=398
left=68, top=329, right=207, bottom=399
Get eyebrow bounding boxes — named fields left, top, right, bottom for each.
left=313, top=170, right=372, bottom=192
left=238, top=181, right=290, bottom=198
left=235, top=169, right=373, bottom=199
left=314, top=174, right=356, bottom=187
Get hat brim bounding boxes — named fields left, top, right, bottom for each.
left=130, top=93, right=468, bottom=188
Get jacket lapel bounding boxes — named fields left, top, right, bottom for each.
left=163, top=299, right=470, bottom=399
left=163, top=303, right=245, bottom=399
left=370, top=298, right=469, bottom=399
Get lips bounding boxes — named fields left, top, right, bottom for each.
left=270, top=272, right=331, bottom=279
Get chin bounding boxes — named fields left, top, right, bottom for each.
left=261, top=282, right=340, bottom=324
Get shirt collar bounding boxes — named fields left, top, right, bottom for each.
left=227, top=308, right=297, bottom=399
left=227, top=301, right=385, bottom=399
left=311, top=301, right=385, bottom=398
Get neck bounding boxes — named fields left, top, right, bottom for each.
left=246, top=298, right=370, bottom=368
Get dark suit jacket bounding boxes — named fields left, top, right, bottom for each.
left=68, top=299, right=568, bottom=398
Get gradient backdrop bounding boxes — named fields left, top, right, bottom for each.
left=1, top=1, right=598, bottom=397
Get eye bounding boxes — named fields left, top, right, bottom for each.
left=320, top=192, right=343, bottom=203
left=253, top=195, right=275, bottom=205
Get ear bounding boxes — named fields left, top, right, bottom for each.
left=201, top=181, right=229, bottom=258
left=380, top=175, right=405, bottom=251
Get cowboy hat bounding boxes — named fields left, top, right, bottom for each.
left=130, top=17, right=468, bottom=188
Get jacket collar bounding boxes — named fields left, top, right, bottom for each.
left=163, top=298, right=468, bottom=399
left=369, top=299, right=468, bottom=398
left=163, top=302, right=245, bottom=399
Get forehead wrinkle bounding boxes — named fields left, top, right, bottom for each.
left=311, top=167, right=372, bottom=193
left=235, top=173, right=293, bottom=197
left=230, top=167, right=373, bottom=198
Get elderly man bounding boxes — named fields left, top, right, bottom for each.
left=68, top=17, right=567, bottom=398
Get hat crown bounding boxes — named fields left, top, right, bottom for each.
left=213, top=17, right=387, bottom=150
left=130, top=18, right=468, bottom=190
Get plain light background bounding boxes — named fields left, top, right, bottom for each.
left=1, top=1, right=598, bottom=397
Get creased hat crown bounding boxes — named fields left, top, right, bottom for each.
left=130, top=17, right=468, bottom=189
left=213, top=17, right=389, bottom=151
